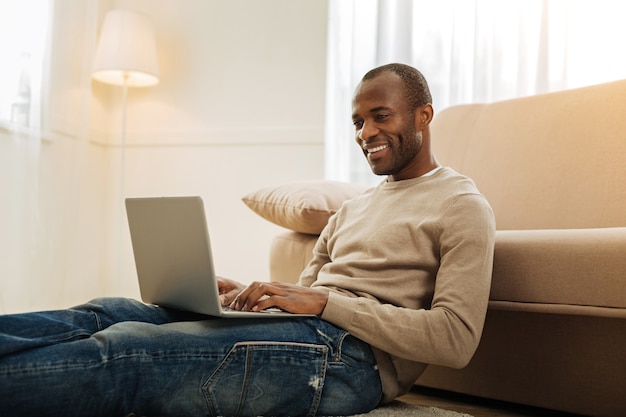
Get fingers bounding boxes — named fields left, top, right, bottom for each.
left=231, top=281, right=283, bottom=311
left=217, top=277, right=246, bottom=306
left=219, top=292, right=236, bottom=306
left=228, top=282, right=328, bottom=315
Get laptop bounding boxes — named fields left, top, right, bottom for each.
left=125, top=196, right=314, bottom=318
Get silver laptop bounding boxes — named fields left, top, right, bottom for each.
left=125, top=196, right=314, bottom=318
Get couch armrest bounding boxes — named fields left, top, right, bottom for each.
left=268, top=227, right=626, bottom=318
left=489, top=227, right=626, bottom=317
left=269, top=231, right=317, bottom=284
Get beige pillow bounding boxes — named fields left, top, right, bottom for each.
left=242, top=180, right=369, bottom=234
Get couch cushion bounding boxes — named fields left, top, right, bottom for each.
left=242, top=180, right=369, bottom=234
left=490, top=227, right=626, bottom=317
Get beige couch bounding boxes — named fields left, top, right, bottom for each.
left=242, top=80, right=626, bottom=417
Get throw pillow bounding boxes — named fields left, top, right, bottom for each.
left=242, top=180, right=369, bottom=234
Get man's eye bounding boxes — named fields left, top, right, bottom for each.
left=375, top=114, right=389, bottom=121
left=353, top=120, right=363, bottom=129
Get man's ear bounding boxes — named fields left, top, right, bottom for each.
left=414, top=104, right=434, bottom=129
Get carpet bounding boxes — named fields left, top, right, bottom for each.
left=347, top=400, right=473, bottom=417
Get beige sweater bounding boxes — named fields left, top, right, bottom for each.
left=298, top=167, right=496, bottom=403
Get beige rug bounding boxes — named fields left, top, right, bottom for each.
left=348, top=400, right=473, bottom=417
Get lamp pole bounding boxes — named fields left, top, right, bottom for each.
left=116, top=72, right=129, bottom=284
left=92, top=8, right=160, bottom=293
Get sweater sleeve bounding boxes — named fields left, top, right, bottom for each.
left=297, top=214, right=335, bottom=288
left=320, top=193, right=495, bottom=368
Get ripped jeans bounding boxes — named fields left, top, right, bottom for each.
left=0, top=297, right=381, bottom=417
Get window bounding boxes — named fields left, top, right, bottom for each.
left=0, top=0, right=51, bottom=133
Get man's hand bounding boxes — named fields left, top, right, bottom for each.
left=217, top=276, right=246, bottom=306
left=230, top=281, right=329, bottom=315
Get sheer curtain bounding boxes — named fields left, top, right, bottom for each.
left=0, top=0, right=50, bottom=132
left=325, top=0, right=626, bottom=184
left=0, top=0, right=51, bottom=313
left=0, top=1, right=100, bottom=313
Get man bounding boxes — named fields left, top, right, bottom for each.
left=0, top=63, right=495, bottom=417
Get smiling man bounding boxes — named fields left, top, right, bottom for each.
left=352, top=65, right=438, bottom=180
left=0, top=63, right=495, bottom=417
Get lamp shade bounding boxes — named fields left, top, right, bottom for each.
left=92, top=9, right=159, bottom=87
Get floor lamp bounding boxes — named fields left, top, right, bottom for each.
left=92, top=9, right=160, bottom=285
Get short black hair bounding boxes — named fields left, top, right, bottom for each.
left=362, top=63, right=432, bottom=110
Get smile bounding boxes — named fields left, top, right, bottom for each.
left=365, top=144, right=389, bottom=154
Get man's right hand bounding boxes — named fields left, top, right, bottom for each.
left=217, top=276, right=246, bottom=306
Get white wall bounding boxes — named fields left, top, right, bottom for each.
left=100, top=0, right=329, bottom=298
left=0, top=0, right=328, bottom=313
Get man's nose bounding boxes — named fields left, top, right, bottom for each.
left=358, top=121, right=379, bottom=141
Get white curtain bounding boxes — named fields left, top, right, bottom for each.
left=0, top=1, right=50, bottom=132
left=325, top=0, right=626, bottom=184
left=0, top=1, right=100, bottom=313
left=0, top=1, right=50, bottom=313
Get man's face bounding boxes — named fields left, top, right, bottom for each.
left=351, top=72, right=423, bottom=181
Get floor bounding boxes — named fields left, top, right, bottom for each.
left=397, top=386, right=585, bottom=417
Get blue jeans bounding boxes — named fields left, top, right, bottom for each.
left=0, top=297, right=381, bottom=417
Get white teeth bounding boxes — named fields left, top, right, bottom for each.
left=366, top=144, right=389, bottom=154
